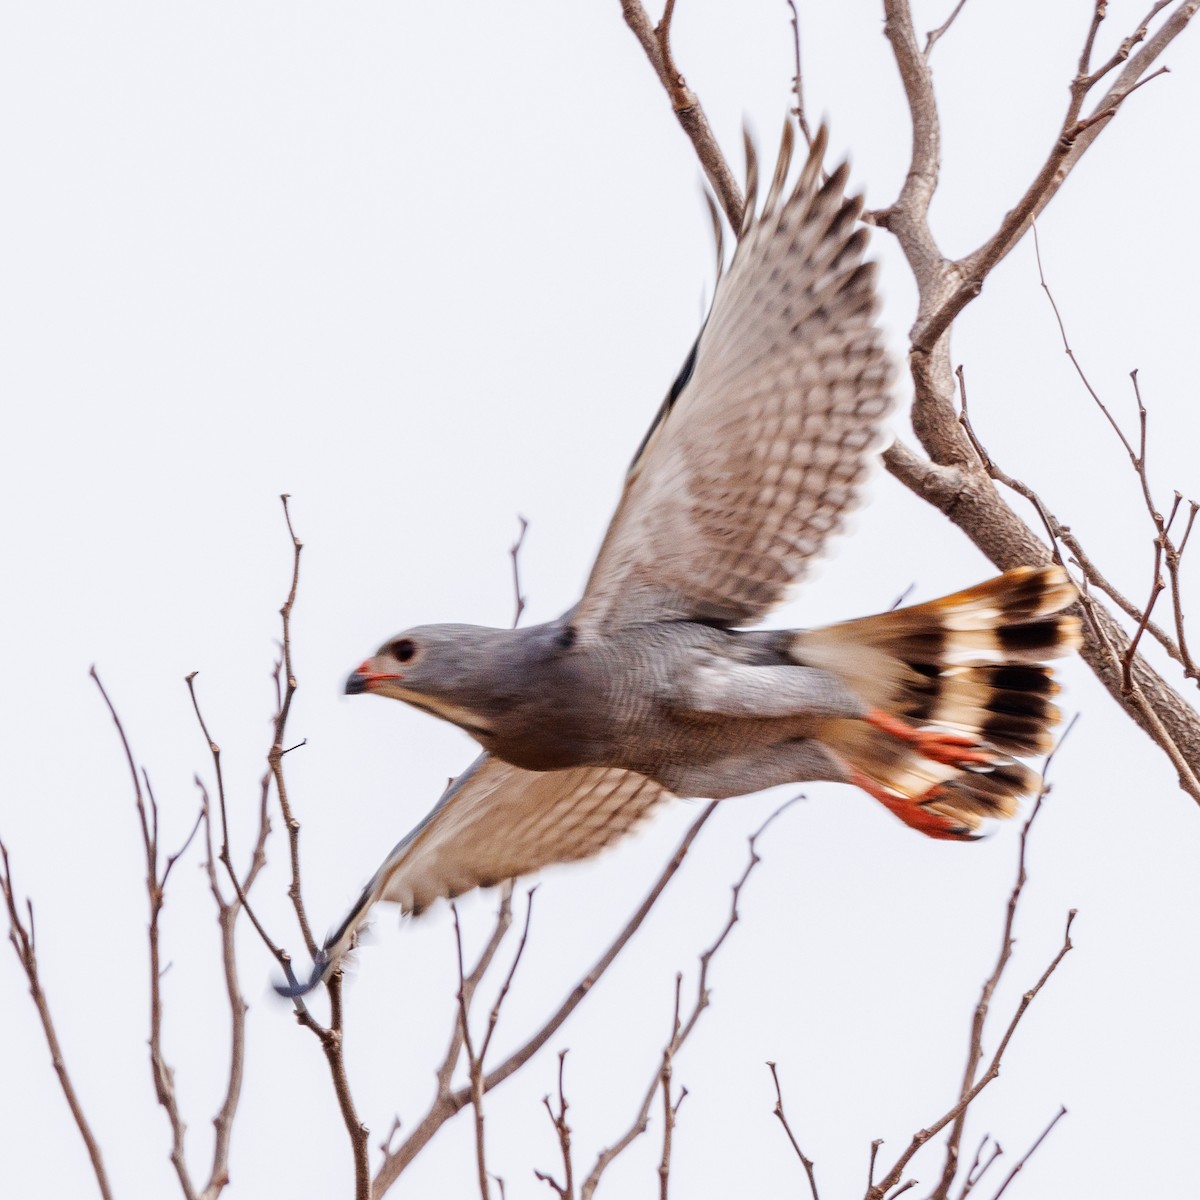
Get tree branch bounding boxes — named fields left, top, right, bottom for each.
left=374, top=802, right=719, bottom=1194
left=619, top=0, right=745, bottom=226
left=0, top=841, right=114, bottom=1200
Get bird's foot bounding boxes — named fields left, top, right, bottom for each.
left=847, top=769, right=979, bottom=842
left=864, top=708, right=996, bottom=768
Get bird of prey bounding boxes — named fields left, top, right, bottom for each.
left=280, top=124, right=1079, bottom=996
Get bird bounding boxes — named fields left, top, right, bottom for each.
left=278, top=123, right=1080, bottom=997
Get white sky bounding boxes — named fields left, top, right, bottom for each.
left=2, top=3, right=1199, bottom=1197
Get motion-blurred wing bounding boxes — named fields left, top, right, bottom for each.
left=574, top=123, right=892, bottom=635
left=278, top=753, right=672, bottom=995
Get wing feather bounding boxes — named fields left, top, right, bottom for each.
left=278, top=754, right=672, bottom=995
left=574, top=123, right=891, bottom=634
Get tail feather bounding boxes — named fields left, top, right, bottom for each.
left=795, top=566, right=1079, bottom=839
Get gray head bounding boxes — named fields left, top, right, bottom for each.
left=345, top=623, right=528, bottom=739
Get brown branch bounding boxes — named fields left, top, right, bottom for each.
left=885, top=433, right=1200, bottom=802
left=867, top=909, right=1075, bottom=1200
left=915, top=5, right=1192, bottom=354
left=767, top=1061, right=819, bottom=1200
left=618, top=0, right=1200, bottom=815
left=451, top=886, right=535, bottom=1200
left=785, top=1, right=815, bottom=147
left=1031, top=231, right=1200, bottom=693
left=926, top=720, right=1075, bottom=1200
left=187, top=499, right=370, bottom=1198
left=1124, top=544, right=1166, bottom=694
left=924, top=0, right=972, bottom=57
left=480, top=887, right=537, bottom=1063
left=1084, top=1, right=1174, bottom=88
left=374, top=802, right=719, bottom=1195
left=0, top=841, right=114, bottom=1200
left=91, top=669, right=200, bottom=1198
left=872, top=726, right=1078, bottom=1200
left=453, top=907, right=494, bottom=1200
left=1032, top=224, right=1135, bottom=460
left=199, top=788, right=259, bottom=1200
left=580, top=798, right=799, bottom=1199
left=271, top=493, right=316, bottom=956
left=955, top=1135, right=1002, bottom=1200
left=867, top=1140, right=884, bottom=1194
left=990, top=1106, right=1067, bottom=1199
left=435, top=884, right=516, bottom=1105
left=657, top=1064, right=685, bottom=1200
left=619, top=0, right=744, bottom=227
left=534, top=1051, right=575, bottom=1200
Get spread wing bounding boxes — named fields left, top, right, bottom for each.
left=574, top=123, right=892, bottom=636
left=278, top=754, right=672, bottom=995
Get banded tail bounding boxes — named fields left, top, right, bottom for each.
left=793, top=566, right=1082, bottom=840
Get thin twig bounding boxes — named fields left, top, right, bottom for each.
left=619, top=0, right=745, bottom=226
left=376, top=803, right=719, bottom=1194
left=581, top=798, right=800, bottom=1199
left=92, top=670, right=199, bottom=1198
left=955, top=1134, right=1001, bottom=1200
left=453, top=907, right=493, bottom=1200
left=867, top=1140, right=883, bottom=1193
left=768, top=1061, right=819, bottom=1200
left=876, top=724, right=1077, bottom=1200
left=186, top=498, right=369, bottom=1198
left=867, top=909, right=1075, bottom=1200
left=0, top=842, right=115, bottom=1200
left=1123, top=542, right=1166, bottom=694
left=271, top=494, right=316, bottom=956
left=926, top=718, right=1077, bottom=1200
left=989, top=1106, right=1067, bottom=1199
left=480, top=887, right=538, bottom=1062
left=948, top=363, right=1200, bottom=799
left=785, top=1, right=814, bottom=146
left=534, top=1051, right=575, bottom=1200
left=924, top=0, right=971, bottom=57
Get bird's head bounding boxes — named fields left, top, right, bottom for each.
left=345, top=623, right=511, bottom=738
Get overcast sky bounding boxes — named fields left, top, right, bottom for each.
left=3, top=3, right=1199, bottom=1198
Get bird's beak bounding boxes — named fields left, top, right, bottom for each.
left=345, top=660, right=402, bottom=695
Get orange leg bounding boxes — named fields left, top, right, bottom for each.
left=864, top=708, right=996, bottom=768
left=847, top=769, right=979, bottom=842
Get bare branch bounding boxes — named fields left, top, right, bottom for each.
left=435, top=884, right=517, bottom=1104
left=534, top=1051, right=575, bottom=1200
left=785, top=1, right=815, bottom=147
left=924, top=0, right=972, bottom=58
left=271, top=493, right=316, bottom=957
left=480, top=887, right=538, bottom=1063
left=375, top=803, right=719, bottom=1194
left=657, top=1065, right=685, bottom=1200
left=915, top=6, right=1192, bottom=353
left=767, top=1061, right=819, bottom=1200
left=453, top=906, right=494, bottom=1200
left=581, top=798, right=799, bottom=1198
left=91, top=670, right=200, bottom=1198
left=926, top=719, right=1076, bottom=1200
left=990, top=1106, right=1067, bottom=1199
left=955, top=1135, right=1002, bottom=1200
left=0, top=841, right=114, bottom=1200
left=185, top=498, right=369, bottom=1197
left=619, top=0, right=745, bottom=227
left=867, top=909, right=1075, bottom=1200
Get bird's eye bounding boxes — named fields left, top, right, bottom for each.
left=391, top=638, right=417, bottom=663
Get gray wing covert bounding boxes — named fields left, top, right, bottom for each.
left=279, top=754, right=672, bottom=994
left=574, top=124, right=892, bottom=635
